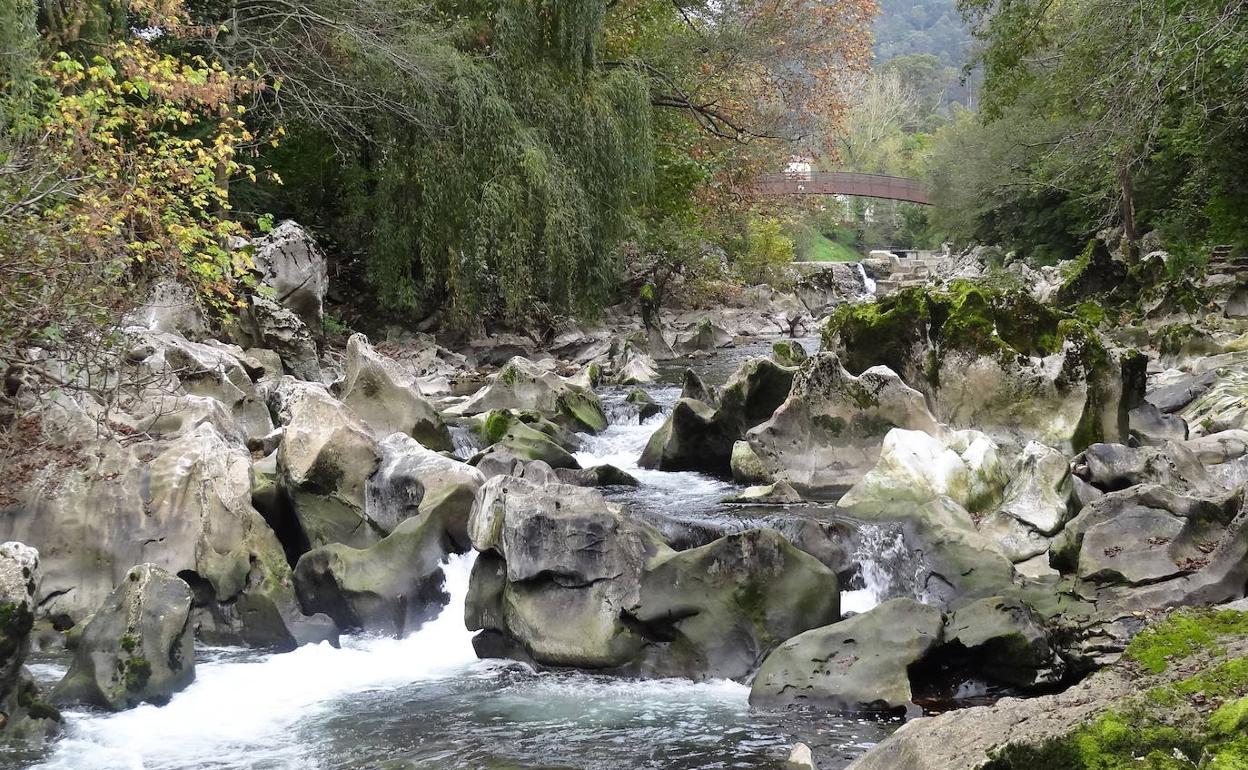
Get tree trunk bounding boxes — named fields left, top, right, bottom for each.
left=1119, top=160, right=1138, bottom=261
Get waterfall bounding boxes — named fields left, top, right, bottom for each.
left=840, top=524, right=926, bottom=614
left=856, top=263, right=877, bottom=295
left=34, top=553, right=479, bottom=770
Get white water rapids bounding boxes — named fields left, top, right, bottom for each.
left=35, top=554, right=481, bottom=769
left=856, top=263, right=877, bottom=295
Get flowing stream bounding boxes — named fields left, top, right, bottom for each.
left=19, top=338, right=905, bottom=770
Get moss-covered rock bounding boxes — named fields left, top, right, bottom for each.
left=53, top=564, right=195, bottom=711
left=822, top=281, right=1142, bottom=452
left=448, top=356, right=607, bottom=433
left=846, top=607, right=1248, bottom=770
left=732, top=354, right=939, bottom=497
left=471, top=410, right=581, bottom=469
left=0, top=543, right=59, bottom=745
left=639, top=357, right=794, bottom=475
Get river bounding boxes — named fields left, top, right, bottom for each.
left=20, top=337, right=903, bottom=770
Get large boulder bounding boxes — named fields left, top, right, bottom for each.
left=2, top=419, right=331, bottom=649
left=733, top=354, right=938, bottom=497
left=338, top=334, right=451, bottom=450
left=837, top=429, right=1008, bottom=516
left=0, top=543, right=59, bottom=743
left=126, top=331, right=274, bottom=445
left=466, top=476, right=669, bottom=669
left=466, top=478, right=838, bottom=679
left=470, top=410, right=580, bottom=469
left=630, top=529, right=840, bottom=680
left=675, top=318, right=733, bottom=353
left=366, top=433, right=483, bottom=543
left=639, top=357, right=795, bottom=474
left=52, top=565, right=195, bottom=711
left=248, top=220, right=329, bottom=332
left=274, top=379, right=383, bottom=549
left=1050, top=482, right=1240, bottom=588
left=941, top=596, right=1064, bottom=688
left=978, top=442, right=1076, bottom=562
left=1178, top=367, right=1248, bottom=437
left=448, top=356, right=606, bottom=433
left=122, top=280, right=207, bottom=338
left=235, top=294, right=322, bottom=382
left=293, top=509, right=462, bottom=637
left=823, top=283, right=1144, bottom=452
left=749, top=599, right=944, bottom=713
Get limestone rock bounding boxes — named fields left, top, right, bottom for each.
left=1071, top=441, right=1211, bottom=493
left=632, top=529, right=840, bottom=680
left=449, top=356, right=606, bottom=433
left=249, top=220, right=328, bottom=331
left=366, top=433, right=483, bottom=546
left=749, top=598, right=944, bottom=713
left=676, top=318, right=733, bottom=353
left=339, top=334, right=451, bottom=450
left=823, top=284, right=1143, bottom=452
left=466, top=477, right=669, bottom=668
left=53, top=565, right=194, bottom=711
left=294, top=509, right=461, bottom=636
left=471, top=410, right=580, bottom=469
left=275, top=379, right=382, bottom=549
left=943, top=596, right=1063, bottom=688
left=624, top=388, right=662, bottom=422
left=640, top=357, right=794, bottom=474
left=237, top=295, right=322, bottom=381
left=1128, top=402, right=1188, bottom=446
left=772, top=340, right=808, bottom=367
left=0, top=543, right=59, bottom=743
left=679, top=368, right=718, bottom=407
left=724, top=481, right=802, bottom=504
left=736, top=354, right=938, bottom=498
left=128, top=331, right=274, bottom=444
left=123, top=280, right=207, bottom=338
left=3, top=423, right=328, bottom=648
left=837, top=429, right=1008, bottom=516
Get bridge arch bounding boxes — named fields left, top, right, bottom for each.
left=753, top=171, right=931, bottom=206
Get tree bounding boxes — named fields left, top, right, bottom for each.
left=951, top=0, right=1248, bottom=258
left=1, top=0, right=260, bottom=363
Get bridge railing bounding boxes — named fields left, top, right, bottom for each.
left=752, top=171, right=931, bottom=206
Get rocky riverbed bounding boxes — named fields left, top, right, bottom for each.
left=1, top=223, right=1246, bottom=769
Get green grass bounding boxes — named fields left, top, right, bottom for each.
left=799, top=232, right=863, bottom=263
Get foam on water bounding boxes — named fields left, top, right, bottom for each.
left=34, top=553, right=480, bottom=770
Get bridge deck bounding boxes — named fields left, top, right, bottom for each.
left=754, top=171, right=931, bottom=205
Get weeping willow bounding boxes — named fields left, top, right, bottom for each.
left=359, top=0, right=653, bottom=326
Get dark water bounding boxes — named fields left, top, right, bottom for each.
left=19, top=335, right=901, bottom=770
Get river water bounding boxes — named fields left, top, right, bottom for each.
left=19, top=337, right=903, bottom=770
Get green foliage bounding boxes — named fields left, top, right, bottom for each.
left=1124, top=609, right=1248, bottom=675
left=1, top=11, right=260, bottom=359
left=986, top=609, right=1248, bottom=770
left=941, top=0, right=1248, bottom=259
left=734, top=218, right=794, bottom=286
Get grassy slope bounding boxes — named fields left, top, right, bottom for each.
left=801, top=232, right=864, bottom=263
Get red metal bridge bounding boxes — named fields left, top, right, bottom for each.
left=753, top=171, right=931, bottom=205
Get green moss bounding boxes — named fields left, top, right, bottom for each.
left=1124, top=609, right=1248, bottom=674
left=124, top=656, right=152, bottom=693
left=119, top=633, right=139, bottom=653
left=555, top=390, right=607, bottom=433
left=16, top=680, right=61, bottom=723
left=499, top=364, right=522, bottom=387
left=1210, top=696, right=1248, bottom=737
left=480, top=410, right=514, bottom=445
left=824, top=280, right=1101, bottom=389
left=1157, top=323, right=1199, bottom=357
left=1073, top=301, right=1106, bottom=327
